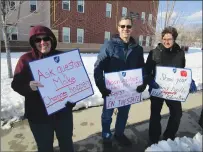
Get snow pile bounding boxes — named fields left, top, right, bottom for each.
left=145, top=132, right=202, bottom=152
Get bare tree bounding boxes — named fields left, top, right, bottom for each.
left=136, top=0, right=187, bottom=46
left=177, top=24, right=202, bottom=47
left=1, top=0, right=18, bottom=78
left=1, top=0, right=51, bottom=78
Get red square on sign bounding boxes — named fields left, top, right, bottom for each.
left=180, top=70, right=187, bottom=77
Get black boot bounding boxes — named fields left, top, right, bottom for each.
left=114, top=134, right=132, bottom=147
left=103, top=138, right=112, bottom=149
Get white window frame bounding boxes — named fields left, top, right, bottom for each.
left=139, top=35, right=143, bottom=46
left=7, top=26, right=18, bottom=41
left=30, top=0, right=37, bottom=12
left=148, top=14, right=152, bottom=25
left=62, top=27, right=70, bottom=43
left=146, top=36, right=150, bottom=46
left=62, top=0, right=70, bottom=11
left=141, top=12, right=145, bottom=24
left=122, top=7, right=127, bottom=17
left=77, top=0, right=84, bottom=13
left=77, top=28, right=84, bottom=43
left=104, top=31, right=110, bottom=41
left=106, top=3, right=112, bottom=18
left=9, top=1, right=16, bottom=10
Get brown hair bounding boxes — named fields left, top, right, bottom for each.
left=161, top=26, right=178, bottom=40
left=118, top=16, right=133, bottom=26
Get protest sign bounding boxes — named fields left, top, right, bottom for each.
left=151, top=66, right=192, bottom=102
left=105, top=69, right=143, bottom=109
left=29, top=49, right=94, bottom=115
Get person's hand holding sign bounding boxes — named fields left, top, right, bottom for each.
left=29, top=81, right=44, bottom=91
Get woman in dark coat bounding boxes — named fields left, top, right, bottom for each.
left=11, top=25, right=75, bottom=152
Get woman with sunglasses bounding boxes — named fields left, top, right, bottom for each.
left=11, top=25, right=75, bottom=152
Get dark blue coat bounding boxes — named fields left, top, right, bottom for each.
left=94, top=35, right=145, bottom=95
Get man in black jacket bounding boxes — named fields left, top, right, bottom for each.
left=137, top=26, right=197, bottom=144
left=94, top=16, right=145, bottom=148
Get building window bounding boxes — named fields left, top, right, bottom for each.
left=62, top=27, right=70, bottom=43
left=146, top=36, right=150, bottom=46
left=122, top=7, right=127, bottom=17
left=104, top=31, right=110, bottom=41
left=62, top=0, right=70, bottom=10
left=7, top=26, right=18, bottom=40
left=77, top=0, right=84, bottom=13
left=77, top=28, right=84, bottom=43
left=9, top=1, right=16, bottom=10
left=30, top=25, right=35, bottom=30
left=30, top=0, right=37, bottom=12
left=106, top=3, right=112, bottom=18
left=141, top=12, right=145, bottom=24
left=148, top=14, right=152, bottom=25
left=139, top=35, right=143, bottom=46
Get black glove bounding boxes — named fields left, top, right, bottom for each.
left=101, top=88, right=111, bottom=97
left=136, top=84, right=147, bottom=93
left=150, top=80, right=160, bottom=89
left=65, top=102, right=76, bottom=109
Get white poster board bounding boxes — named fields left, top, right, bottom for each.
left=151, top=66, right=192, bottom=102
left=29, top=49, right=94, bottom=115
left=105, top=69, right=143, bottom=109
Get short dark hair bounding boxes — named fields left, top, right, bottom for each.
left=161, top=26, right=178, bottom=40
left=118, top=16, right=133, bottom=26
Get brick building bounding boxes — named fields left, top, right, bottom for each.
left=51, top=0, right=159, bottom=47
left=1, top=0, right=159, bottom=52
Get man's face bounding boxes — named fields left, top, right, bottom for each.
left=162, top=33, right=174, bottom=48
left=35, top=35, right=51, bottom=54
left=118, top=19, right=133, bottom=40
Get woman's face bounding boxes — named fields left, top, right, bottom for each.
left=162, top=33, right=174, bottom=48
left=35, top=35, right=51, bottom=54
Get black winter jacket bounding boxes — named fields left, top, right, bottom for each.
left=11, top=26, right=71, bottom=123
left=94, top=35, right=145, bottom=96
left=144, top=42, right=185, bottom=83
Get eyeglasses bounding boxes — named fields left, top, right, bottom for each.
left=35, top=37, right=51, bottom=43
left=162, top=38, right=173, bottom=42
left=119, top=25, right=132, bottom=29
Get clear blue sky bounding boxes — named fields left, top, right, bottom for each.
left=158, top=1, right=202, bottom=24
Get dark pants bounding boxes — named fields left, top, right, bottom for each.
left=28, top=109, right=74, bottom=152
left=149, top=96, right=182, bottom=142
left=101, top=98, right=131, bottom=139
left=199, top=109, right=203, bottom=128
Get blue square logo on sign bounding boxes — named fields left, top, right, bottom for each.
left=54, top=56, right=60, bottom=63
left=173, top=68, right=177, bottom=73
left=122, top=72, right=126, bottom=77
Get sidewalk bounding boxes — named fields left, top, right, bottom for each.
left=1, top=92, right=202, bottom=152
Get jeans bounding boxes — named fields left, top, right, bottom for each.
left=28, top=108, right=74, bottom=152
left=101, top=98, right=131, bottom=139
left=149, top=96, right=182, bottom=142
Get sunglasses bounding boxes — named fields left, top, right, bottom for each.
left=35, top=37, right=51, bottom=43
left=119, top=25, right=132, bottom=29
